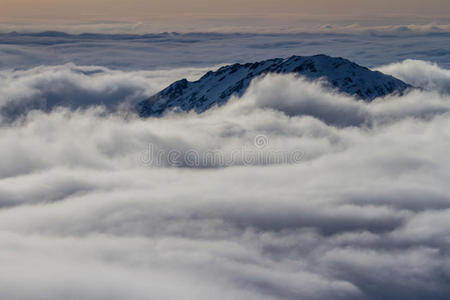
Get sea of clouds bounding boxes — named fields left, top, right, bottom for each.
left=0, top=56, right=450, bottom=299
left=1, top=30, right=450, bottom=71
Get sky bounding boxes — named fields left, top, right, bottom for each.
left=1, top=0, right=450, bottom=32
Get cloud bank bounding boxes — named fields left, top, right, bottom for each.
left=2, top=31, right=450, bottom=71
left=1, top=19, right=450, bottom=35
left=0, top=64, right=213, bottom=121
left=378, top=59, right=450, bottom=94
left=0, top=59, right=450, bottom=299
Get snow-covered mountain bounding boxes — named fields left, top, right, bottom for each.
left=137, top=55, right=410, bottom=117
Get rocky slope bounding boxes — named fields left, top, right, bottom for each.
left=138, top=55, right=410, bottom=117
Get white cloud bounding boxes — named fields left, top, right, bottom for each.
left=378, top=59, right=450, bottom=94
left=1, top=59, right=450, bottom=299
left=0, top=64, right=214, bottom=121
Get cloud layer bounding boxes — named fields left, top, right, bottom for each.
left=2, top=31, right=450, bottom=71
left=0, top=64, right=213, bottom=121
left=0, top=59, right=450, bottom=299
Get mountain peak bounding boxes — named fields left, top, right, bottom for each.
left=138, top=55, right=410, bottom=117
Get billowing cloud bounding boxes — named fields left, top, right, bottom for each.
left=0, top=64, right=213, bottom=121
left=378, top=59, right=450, bottom=94
left=0, top=59, right=450, bottom=299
